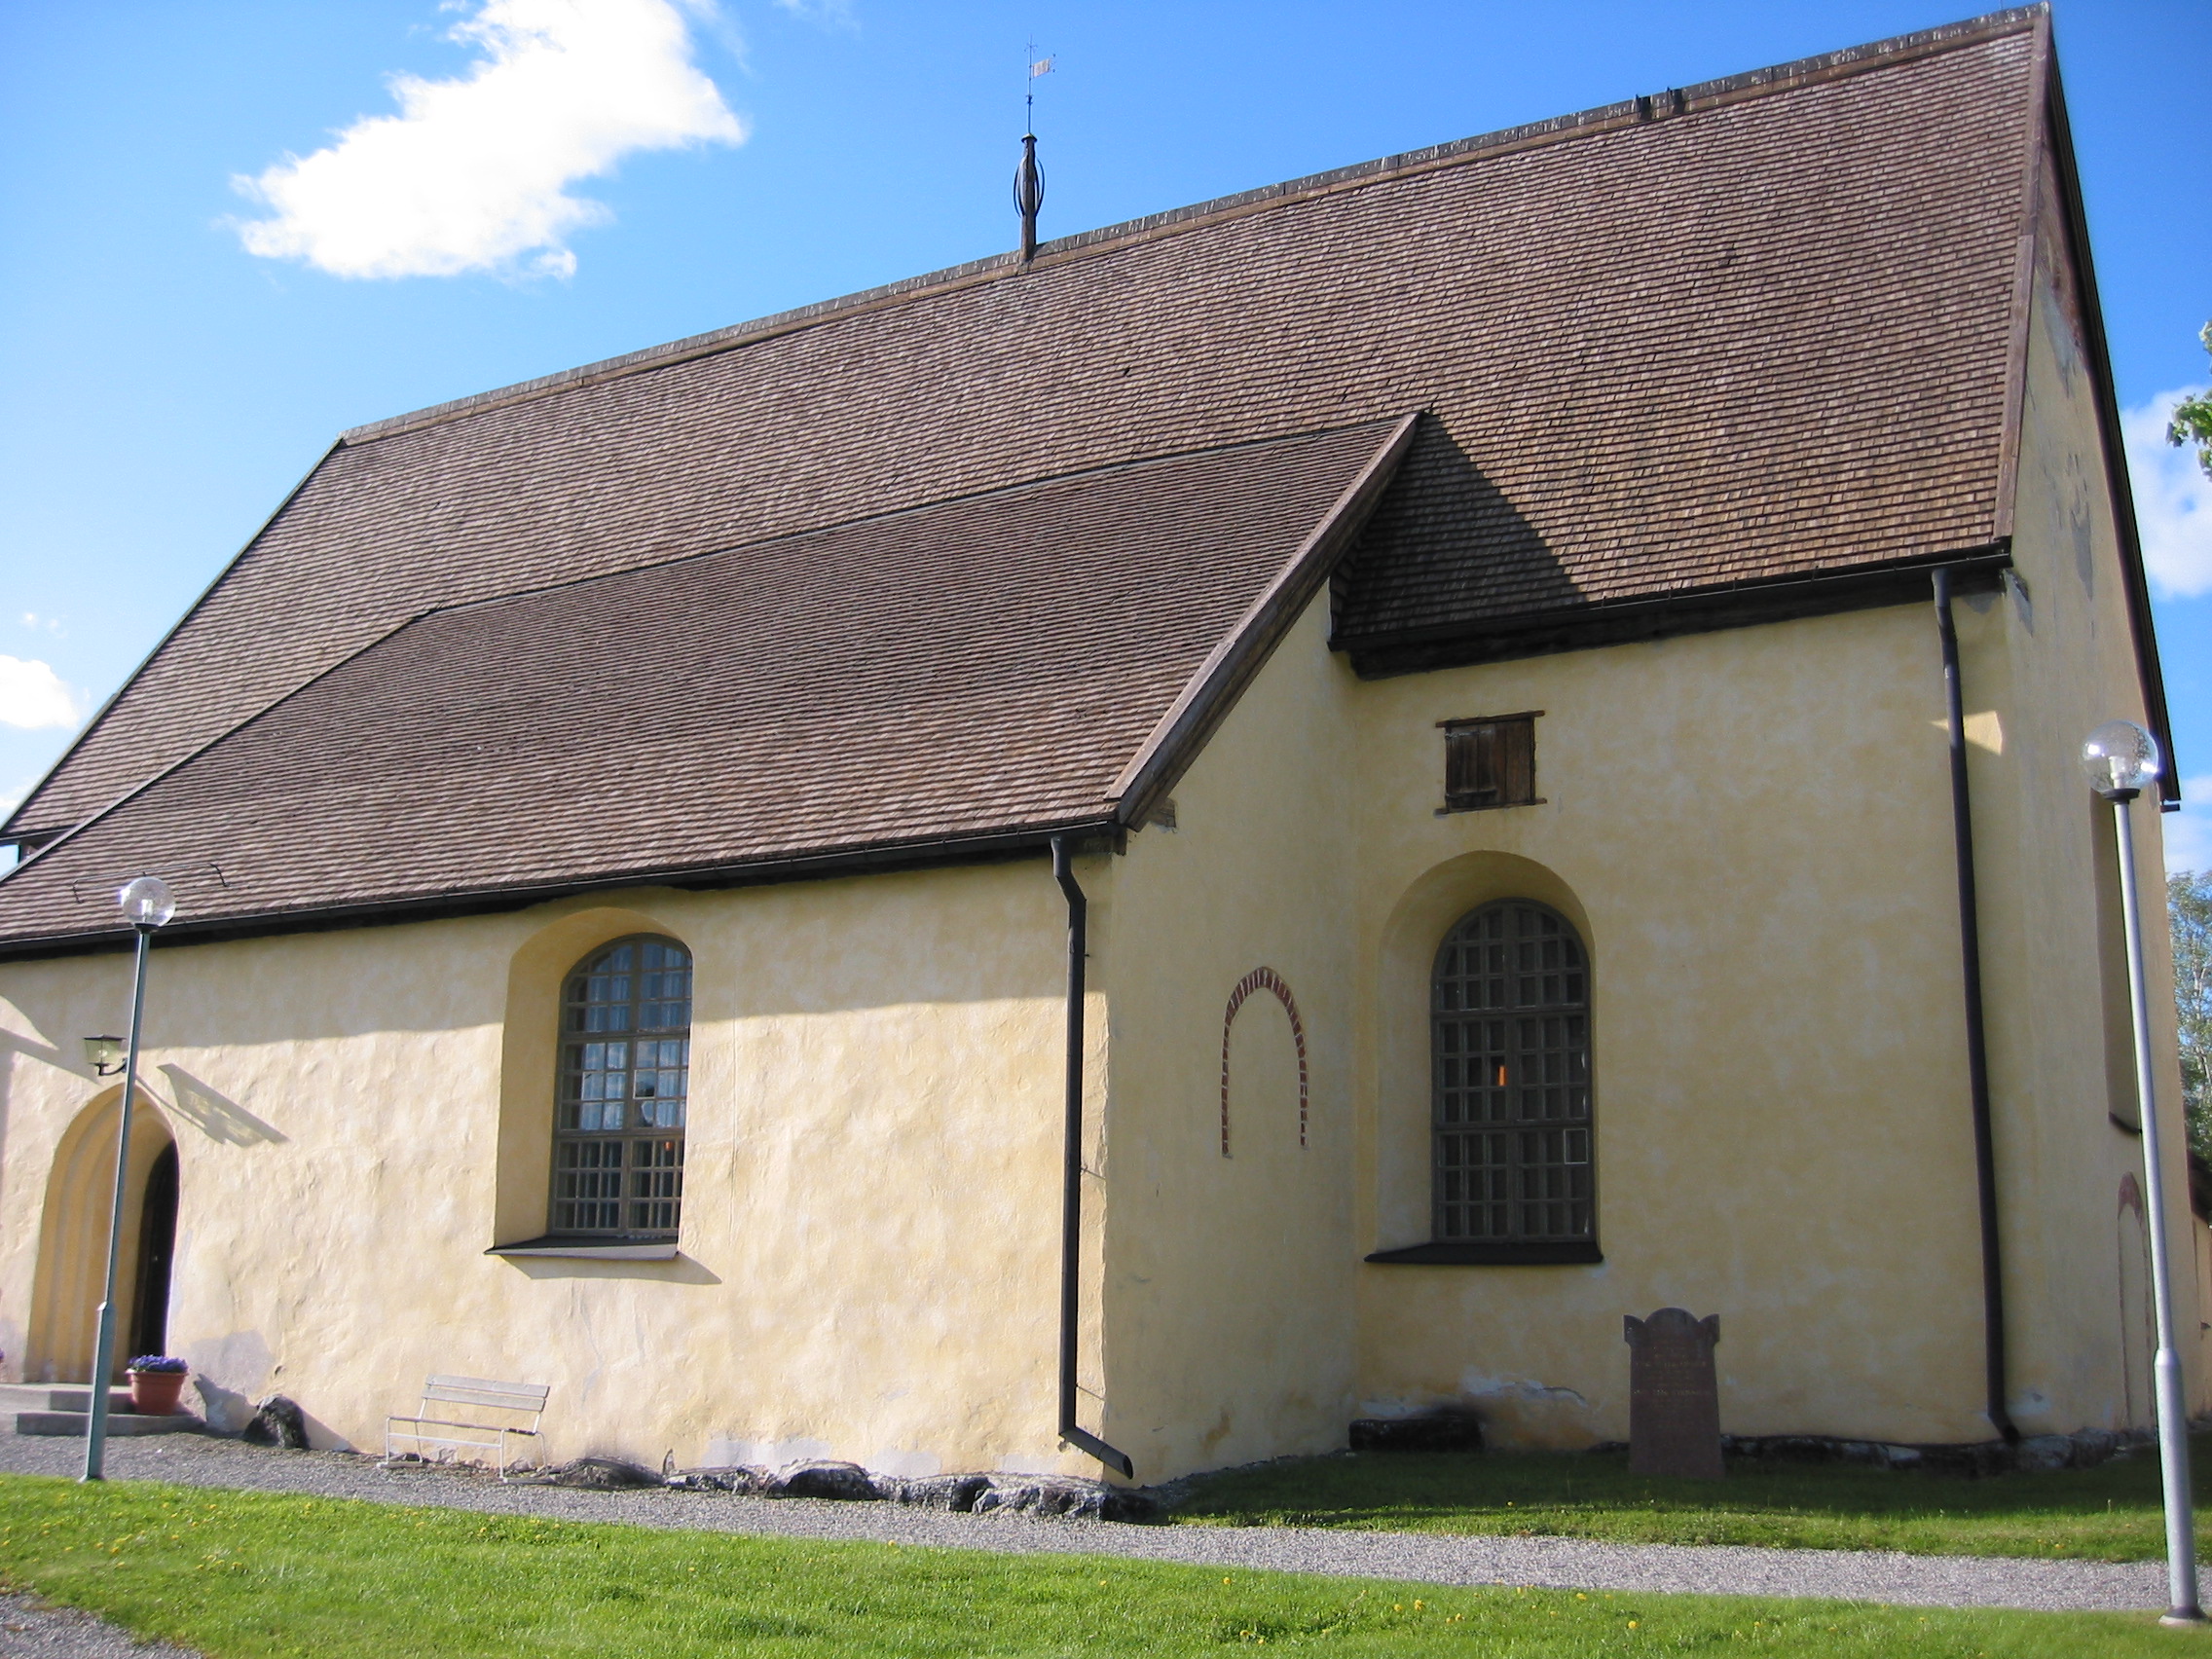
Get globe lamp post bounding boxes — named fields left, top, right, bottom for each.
left=2083, top=719, right=2203, bottom=1625
left=82, top=874, right=175, bottom=1483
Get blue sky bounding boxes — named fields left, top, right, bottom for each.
left=1, top=1, right=2207, bottom=859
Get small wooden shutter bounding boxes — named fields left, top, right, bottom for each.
left=1442, top=714, right=1539, bottom=811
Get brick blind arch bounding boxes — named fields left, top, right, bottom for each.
left=1219, top=967, right=1309, bottom=1157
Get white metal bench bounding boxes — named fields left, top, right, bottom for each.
left=383, top=1375, right=549, bottom=1481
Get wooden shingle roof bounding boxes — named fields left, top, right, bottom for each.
left=0, top=422, right=1409, bottom=950
left=4, top=6, right=2152, bottom=953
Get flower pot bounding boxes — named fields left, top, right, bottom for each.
left=127, top=1369, right=188, bottom=1416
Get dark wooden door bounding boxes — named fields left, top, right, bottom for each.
left=128, top=1144, right=178, bottom=1362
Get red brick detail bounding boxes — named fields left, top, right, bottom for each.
left=1220, top=967, right=1309, bottom=1157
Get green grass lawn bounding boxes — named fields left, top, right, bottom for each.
left=0, top=1475, right=2194, bottom=1657
left=1169, top=1439, right=2212, bottom=1563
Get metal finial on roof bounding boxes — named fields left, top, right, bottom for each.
left=1015, top=134, right=1045, bottom=262
left=1016, top=49, right=1051, bottom=262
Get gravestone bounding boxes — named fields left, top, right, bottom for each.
left=1623, top=1309, right=1722, bottom=1479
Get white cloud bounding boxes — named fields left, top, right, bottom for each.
left=774, top=0, right=854, bottom=23
left=232, top=0, right=746, bottom=279
left=0, top=657, right=82, bottom=731
left=2124, top=388, right=2212, bottom=598
left=2168, top=777, right=2212, bottom=876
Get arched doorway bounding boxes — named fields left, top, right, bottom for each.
left=27, top=1090, right=178, bottom=1383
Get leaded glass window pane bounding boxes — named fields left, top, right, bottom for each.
left=554, top=936, right=691, bottom=1238
left=1431, top=903, right=1592, bottom=1242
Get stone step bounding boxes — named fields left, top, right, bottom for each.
left=15, top=1410, right=202, bottom=1438
left=0, top=1383, right=135, bottom=1414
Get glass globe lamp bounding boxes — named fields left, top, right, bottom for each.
left=116, top=875, right=176, bottom=931
left=2082, top=719, right=2160, bottom=800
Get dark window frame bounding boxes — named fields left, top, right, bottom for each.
left=1369, top=900, right=1597, bottom=1267
left=550, top=934, right=692, bottom=1242
left=1438, top=712, right=1543, bottom=813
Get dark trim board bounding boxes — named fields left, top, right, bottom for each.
left=1340, top=548, right=2012, bottom=679
left=1367, top=1240, right=1604, bottom=1266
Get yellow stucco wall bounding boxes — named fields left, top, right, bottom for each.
left=1102, top=593, right=2002, bottom=1468
left=1967, top=175, right=2204, bottom=1429
left=1348, top=575, right=2175, bottom=1450
left=1094, top=596, right=1364, bottom=1481
left=1085, top=195, right=2186, bottom=1469
left=0, top=864, right=1112, bottom=1475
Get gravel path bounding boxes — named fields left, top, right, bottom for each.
left=0, top=1591, right=197, bottom=1659
left=0, top=1427, right=2173, bottom=1627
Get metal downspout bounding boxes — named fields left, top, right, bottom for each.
left=1933, top=567, right=2018, bottom=1444
left=1051, top=836, right=1135, bottom=1478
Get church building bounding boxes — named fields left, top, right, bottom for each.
left=0, top=6, right=2196, bottom=1484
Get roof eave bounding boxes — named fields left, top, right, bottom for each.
left=1987, top=8, right=2051, bottom=546
left=0, top=816, right=1124, bottom=964
left=1, top=439, right=347, bottom=844
left=1335, top=544, right=2014, bottom=678
left=2036, top=40, right=2182, bottom=807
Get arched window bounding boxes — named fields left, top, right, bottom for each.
left=1431, top=902, right=1592, bottom=1245
left=553, top=936, right=691, bottom=1239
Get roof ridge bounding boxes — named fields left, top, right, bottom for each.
left=339, top=6, right=2044, bottom=449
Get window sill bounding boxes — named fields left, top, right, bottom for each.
left=488, top=1236, right=680, bottom=1261
left=1436, top=796, right=1547, bottom=815
left=1366, top=1240, right=1602, bottom=1266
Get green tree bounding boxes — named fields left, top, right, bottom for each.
left=2174, top=868, right=2212, bottom=1161
left=2169, top=322, right=2212, bottom=481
